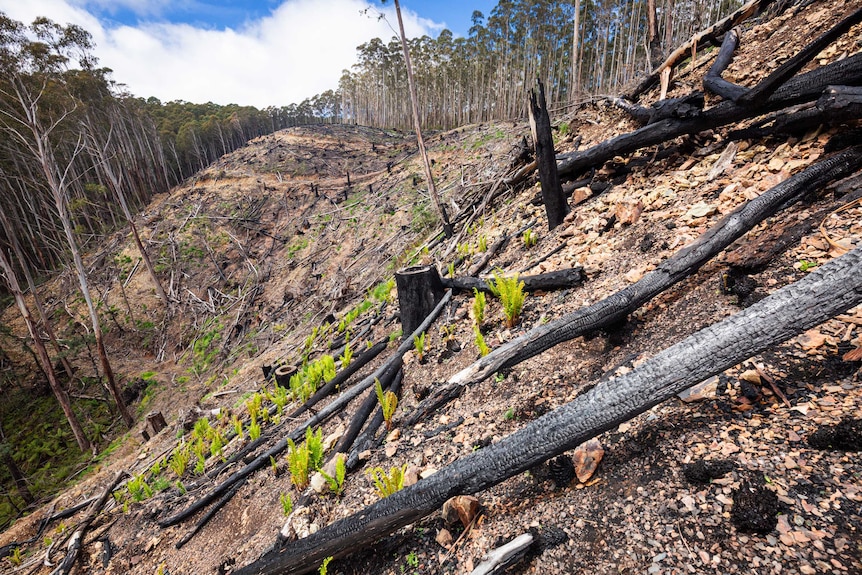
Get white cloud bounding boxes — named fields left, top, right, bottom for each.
left=0, top=0, right=443, bottom=108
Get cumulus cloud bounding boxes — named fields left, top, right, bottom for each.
left=0, top=0, right=443, bottom=107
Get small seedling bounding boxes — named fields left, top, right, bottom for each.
left=374, top=378, right=399, bottom=430
left=447, top=261, right=455, bottom=277
left=488, top=271, right=525, bottom=328
left=169, top=446, right=190, bottom=478
left=280, top=492, right=293, bottom=516
left=232, top=415, right=244, bottom=438
left=473, top=324, right=490, bottom=357
left=798, top=259, right=817, bottom=272
left=504, top=407, right=515, bottom=421
left=8, top=547, right=22, bottom=566
left=249, top=415, right=261, bottom=441
left=339, top=340, right=353, bottom=369
left=127, top=473, right=153, bottom=502
left=270, top=455, right=279, bottom=476
left=523, top=228, right=537, bottom=248
left=367, top=464, right=408, bottom=498
left=413, top=332, right=426, bottom=361
left=471, top=288, right=486, bottom=325
left=320, top=453, right=347, bottom=496
left=318, top=556, right=333, bottom=575
left=406, top=551, right=419, bottom=568
left=477, top=235, right=488, bottom=252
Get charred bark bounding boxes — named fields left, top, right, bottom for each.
left=418, top=147, right=862, bottom=413
left=158, top=291, right=451, bottom=528
left=441, top=268, right=585, bottom=293
left=528, top=79, right=568, bottom=230
left=395, top=266, right=445, bottom=337
left=558, top=52, right=862, bottom=178
left=233, top=244, right=862, bottom=575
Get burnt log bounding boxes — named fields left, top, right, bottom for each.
left=141, top=411, right=167, bottom=441
left=440, top=268, right=585, bottom=293
left=528, top=78, right=568, bottom=230
left=395, top=266, right=445, bottom=337
left=416, top=147, right=862, bottom=414
left=158, top=291, right=451, bottom=529
left=50, top=471, right=128, bottom=575
left=233, top=244, right=862, bottom=575
left=612, top=93, right=705, bottom=126
left=558, top=52, right=862, bottom=179
left=331, top=362, right=401, bottom=458
left=346, top=369, right=405, bottom=471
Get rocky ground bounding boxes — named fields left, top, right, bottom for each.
left=2, top=1, right=861, bottom=574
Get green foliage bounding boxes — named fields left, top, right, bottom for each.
left=369, top=279, right=395, bottom=303
left=456, top=242, right=472, bottom=258
left=410, top=201, right=437, bottom=233
left=290, top=354, right=336, bottom=403
left=374, top=379, right=399, bottom=431
left=249, top=415, right=261, bottom=441
left=413, top=332, right=426, bottom=361
left=246, top=393, right=263, bottom=421
left=232, top=415, right=244, bottom=439
left=320, top=453, right=347, bottom=496
left=798, top=259, right=817, bottom=272
left=339, top=340, right=353, bottom=369
left=447, top=262, right=455, bottom=278
left=319, top=556, right=333, bottom=575
left=127, top=473, right=153, bottom=502
left=190, top=321, right=221, bottom=377
left=280, top=492, right=293, bottom=516
left=406, top=551, right=419, bottom=568
left=367, top=464, right=408, bottom=498
left=504, top=408, right=515, bottom=421
left=477, top=235, right=488, bottom=252
left=287, top=237, right=309, bottom=259
left=471, top=288, right=486, bottom=326
left=473, top=324, right=490, bottom=357
left=389, top=329, right=402, bottom=342
left=169, top=446, right=190, bottom=478
left=523, top=228, right=537, bottom=248
left=286, top=426, right=325, bottom=489
left=488, top=271, right=526, bottom=328
left=7, top=547, right=22, bottom=566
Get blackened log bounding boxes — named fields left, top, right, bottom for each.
left=626, top=0, right=769, bottom=100
left=158, top=291, right=451, bottom=528
left=50, top=471, right=128, bottom=575
left=703, top=29, right=747, bottom=101
left=558, top=52, right=862, bottom=178
left=440, top=268, right=585, bottom=293
left=232, top=246, right=862, bottom=575
left=346, top=369, right=404, bottom=471
left=610, top=97, right=653, bottom=125
left=738, top=7, right=862, bottom=106
left=528, top=78, right=568, bottom=230
left=395, top=266, right=445, bottom=337
left=419, top=147, right=862, bottom=412
left=331, top=362, right=401, bottom=458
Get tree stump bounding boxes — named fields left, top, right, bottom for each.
left=273, top=364, right=298, bottom=388
left=142, top=411, right=167, bottom=441
left=395, top=266, right=445, bottom=338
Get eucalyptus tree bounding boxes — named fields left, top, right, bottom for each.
left=0, top=14, right=134, bottom=427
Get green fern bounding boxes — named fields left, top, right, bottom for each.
left=488, top=271, right=525, bottom=328
left=473, top=324, right=490, bottom=357
left=374, top=379, right=399, bottom=430
left=413, top=332, right=426, bottom=361
left=367, top=464, right=408, bottom=498
left=471, top=288, right=486, bottom=325
left=320, top=453, right=347, bottom=496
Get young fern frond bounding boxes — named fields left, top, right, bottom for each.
left=374, top=378, right=399, bottom=430
left=488, top=271, right=525, bottom=328
left=367, top=464, right=408, bottom=498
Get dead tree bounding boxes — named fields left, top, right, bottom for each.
left=232, top=244, right=862, bottom=575
left=528, top=78, right=568, bottom=230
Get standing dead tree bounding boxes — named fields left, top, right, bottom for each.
left=233, top=243, right=862, bottom=575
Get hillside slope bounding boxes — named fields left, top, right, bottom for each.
left=2, top=1, right=861, bottom=574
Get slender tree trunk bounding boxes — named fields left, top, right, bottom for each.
left=393, top=0, right=453, bottom=238
left=572, top=0, right=582, bottom=98
left=0, top=247, right=91, bottom=452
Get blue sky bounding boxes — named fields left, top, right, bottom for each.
left=0, top=0, right=499, bottom=107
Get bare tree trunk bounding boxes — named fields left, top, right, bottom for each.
left=572, top=0, right=582, bottom=97
left=0, top=247, right=91, bottom=452
left=393, top=0, right=453, bottom=238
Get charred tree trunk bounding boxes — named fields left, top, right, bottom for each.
left=395, top=266, right=445, bottom=338
left=528, top=79, right=568, bottom=230
left=233, top=245, right=862, bottom=575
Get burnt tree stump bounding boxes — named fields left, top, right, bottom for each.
left=142, top=411, right=167, bottom=441
left=395, top=266, right=445, bottom=338
left=528, top=78, right=569, bottom=230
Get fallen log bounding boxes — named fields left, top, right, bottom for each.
left=470, top=533, right=534, bottom=575
left=233, top=243, right=862, bottom=575
left=158, top=291, right=452, bottom=528
left=411, top=146, right=862, bottom=420
left=331, top=362, right=401, bottom=459
left=346, top=369, right=405, bottom=471
left=50, top=471, right=128, bottom=575
left=626, top=0, right=771, bottom=100
left=441, top=268, right=585, bottom=294
left=557, top=52, right=862, bottom=178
